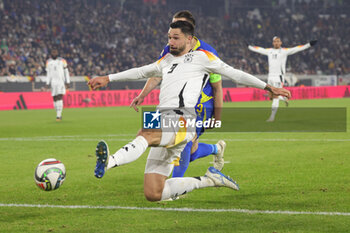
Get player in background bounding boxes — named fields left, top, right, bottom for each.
left=45, top=48, right=70, bottom=121
left=89, top=21, right=291, bottom=202
left=130, top=10, right=225, bottom=179
left=247, top=37, right=317, bottom=122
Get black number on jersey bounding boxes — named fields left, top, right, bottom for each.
left=272, top=54, right=277, bottom=59
left=167, top=64, right=178, bottom=73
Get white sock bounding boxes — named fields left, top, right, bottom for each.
left=278, top=96, right=286, bottom=102
left=107, top=136, right=148, bottom=169
left=268, top=98, right=279, bottom=120
left=56, top=100, right=63, bottom=118
left=161, top=176, right=214, bottom=200
left=53, top=101, right=57, bottom=113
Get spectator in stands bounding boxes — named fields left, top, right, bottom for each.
left=0, top=0, right=348, bottom=79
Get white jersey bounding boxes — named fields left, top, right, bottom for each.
left=109, top=49, right=266, bottom=111
left=46, top=57, right=70, bottom=86
left=248, top=43, right=311, bottom=80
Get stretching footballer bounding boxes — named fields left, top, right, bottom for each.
left=89, top=21, right=290, bottom=202
left=130, top=10, right=226, bottom=179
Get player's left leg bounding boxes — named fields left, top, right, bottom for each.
left=172, top=139, right=226, bottom=178
left=52, top=96, right=58, bottom=120
left=267, top=79, right=282, bottom=122
left=144, top=158, right=239, bottom=202
left=190, top=140, right=226, bottom=171
left=267, top=96, right=279, bottom=122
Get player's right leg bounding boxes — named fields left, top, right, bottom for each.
left=52, top=94, right=60, bottom=121
left=94, top=129, right=161, bottom=178
left=278, top=95, right=289, bottom=107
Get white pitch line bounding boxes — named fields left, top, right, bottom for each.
left=0, top=203, right=349, bottom=216
left=1, top=137, right=350, bottom=142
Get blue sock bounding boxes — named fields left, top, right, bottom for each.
left=172, top=141, right=193, bottom=177
left=190, top=143, right=217, bottom=162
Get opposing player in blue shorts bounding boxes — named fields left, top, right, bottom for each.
left=130, top=10, right=226, bottom=178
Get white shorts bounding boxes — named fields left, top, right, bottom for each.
left=267, top=75, right=284, bottom=88
left=144, top=109, right=196, bottom=176
left=144, top=151, right=175, bottom=177
left=51, top=84, right=66, bottom=96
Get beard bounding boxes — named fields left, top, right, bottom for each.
left=170, top=44, right=186, bottom=56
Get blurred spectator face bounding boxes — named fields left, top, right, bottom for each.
left=168, top=28, right=189, bottom=56
left=273, top=37, right=282, bottom=49
left=51, top=49, right=58, bottom=59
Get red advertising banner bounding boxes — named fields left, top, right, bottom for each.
left=0, top=92, right=53, bottom=110
left=224, top=85, right=350, bottom=102
left=62, top=89, right=160, bottom=108
left=0, top=86, right=349, bottom=110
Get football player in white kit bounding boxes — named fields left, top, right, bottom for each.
left=45, top=48, right=70, bottom=121
left=248, top=37, right=317, bottom=121
left=88, top=21, right=290, bottom=202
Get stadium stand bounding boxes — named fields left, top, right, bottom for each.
left=0, top=0, right=348, bottom=81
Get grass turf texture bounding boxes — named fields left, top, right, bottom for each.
left=0, top=98, right=349, bottom=232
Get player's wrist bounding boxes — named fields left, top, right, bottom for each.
left=264, top=84, right=273, bottom=93
left=107, top=75, right=113, bottom=82
left=138, top=93, right=146, bottom=99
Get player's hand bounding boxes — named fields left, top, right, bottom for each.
left=244, top=40, right=250, bottom=47
left=88, top=76, right=109, bottom=90
left=310, top=40, right=318, bottom=46
left=130, top=95, right=145, bottom=112
left=65, top=83, right=70, bottom=89
left=265, top=84, right=291, bottom=99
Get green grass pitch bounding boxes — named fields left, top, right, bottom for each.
left=0, top=98, right=349, bottom=233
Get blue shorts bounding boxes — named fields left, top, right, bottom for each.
left=195, top=99, right=214, bottom=138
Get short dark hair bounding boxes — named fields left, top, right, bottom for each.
left=173, top=10, right=196, bottom=26
left=170, top=20, right=194, bottom=36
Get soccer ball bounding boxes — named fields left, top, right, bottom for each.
left=34, top=158, right=66, bottom=191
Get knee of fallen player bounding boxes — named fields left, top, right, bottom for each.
left=144, top=189, right=162, bottom=202
left=144, top=173, right=167, bottom=201
left=137, top=129, right=162, bottom=147
left=143, top=182, right=164, bottom=202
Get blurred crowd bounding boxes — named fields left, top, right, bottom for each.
left=0, top=0, right=348, bottom=78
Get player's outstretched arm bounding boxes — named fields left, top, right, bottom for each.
left=204, top=56, right=291, bottom=98
left=286, top=40, right=317, bottom=55
left=130, top=77, right=161, bottom=112
left=248, top=45, right=269, bottom=55
left=88, top=63, right=162, bottom=90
